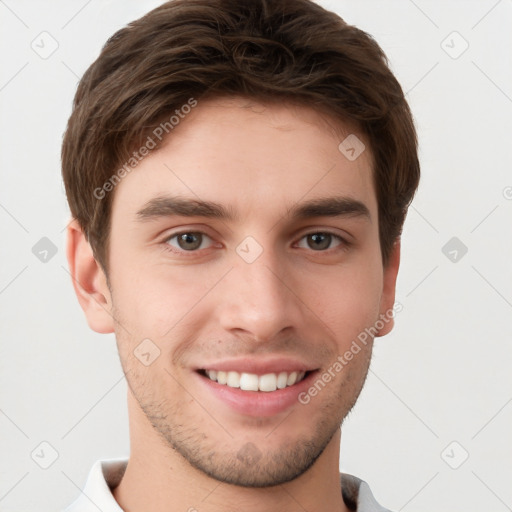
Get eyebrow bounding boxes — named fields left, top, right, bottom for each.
left=135, top=195, right=371, bottom=223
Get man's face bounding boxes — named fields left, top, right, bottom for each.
left=104, top=97, right=397, bottom=486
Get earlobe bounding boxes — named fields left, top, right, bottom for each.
left=376, top=239, right=401, bottom=337
left=66, top=218, right=115, bottom=334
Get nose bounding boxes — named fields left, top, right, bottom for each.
left=217, top=247, right=304, bottom=344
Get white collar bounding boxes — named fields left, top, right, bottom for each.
left=64, top=458, right=391, bottom=512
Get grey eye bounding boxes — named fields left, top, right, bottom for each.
left=297, top=233, right=342, bottom=251
left=167, top=232, right=212, bottom=251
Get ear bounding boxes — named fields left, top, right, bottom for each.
left=375, top=239, right=401, bottom=337
left=66, top=218, right=115, bottom=334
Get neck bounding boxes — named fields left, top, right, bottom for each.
left=112, top=391, right=349, bottom=512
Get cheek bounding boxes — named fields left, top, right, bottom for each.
left=313, top=256, right=384, bottom=342
left=109, top=262, right=223, bottom=345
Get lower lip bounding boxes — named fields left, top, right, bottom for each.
left=196, top=371, right=317, bottom=417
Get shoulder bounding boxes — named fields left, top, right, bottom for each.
left=62, top=459, right=128, bottom=512
left=341, top=473, right=394, bottom=512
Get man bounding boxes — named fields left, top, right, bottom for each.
left=62, top=0, right=420, bottom=510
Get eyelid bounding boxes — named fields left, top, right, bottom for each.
left=163, top=229, right=212, bottom=243
left=294, top=225, right=353, bottom=244
left=160, top=224, right=218, bottom=242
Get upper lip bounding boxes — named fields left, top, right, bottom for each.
left=196, top=357, right=318, bottom=375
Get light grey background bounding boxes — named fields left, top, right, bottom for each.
left=1, top=1, right=511, bottom=511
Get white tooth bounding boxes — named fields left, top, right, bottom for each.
left=259, top=373, right=277, bottom=392
left=287, top=371, right=298, bottom=386
left=227, top=371, right=240, bottom=388
left=240, top=373, right=259, bottom=391
left=297, top=371, right=305, bottom=382
left=208, top=370, right=217, bottom=381
left=276, top=372, right=288, bottom=389
left=217, top=371, right=227, bottom=385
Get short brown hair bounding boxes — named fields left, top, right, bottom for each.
left=62, top=0, right=420, bottom=273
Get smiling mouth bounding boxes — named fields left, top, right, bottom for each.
left=198, top=369, right=310, bottom=392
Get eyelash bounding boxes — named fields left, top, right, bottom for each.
left=161, top=230, right=351, bottom=256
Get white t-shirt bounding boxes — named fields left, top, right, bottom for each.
left=63, top=459, right=392, bottom=512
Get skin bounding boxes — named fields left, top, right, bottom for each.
left=67, top=96, right=400, bottom=512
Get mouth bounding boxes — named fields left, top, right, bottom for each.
left=198, top=369, right=310, bottom=392
left=193, top=357, right=320, bottom=416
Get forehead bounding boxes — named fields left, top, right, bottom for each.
left=110, top=96, right=376, bottom=223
